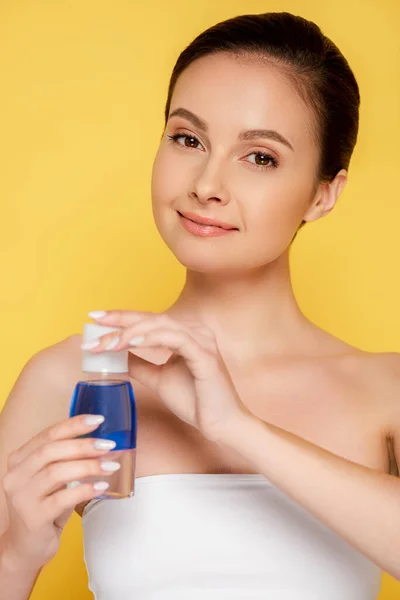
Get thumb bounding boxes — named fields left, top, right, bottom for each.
left=127, top=351, right=162, bottom=392
left=55, top=506, right=75, bottom=530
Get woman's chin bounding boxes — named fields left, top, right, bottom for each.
left=155, top=223, right=284, bottom=273
left=167, top=243, right=256, bottom=274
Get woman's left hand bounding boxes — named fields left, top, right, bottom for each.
left=83, top=310, right=251, bottom=442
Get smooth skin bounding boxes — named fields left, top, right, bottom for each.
left=0, top=54, right=399, bottom=597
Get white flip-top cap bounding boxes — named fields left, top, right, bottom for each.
left=82, top=323, right=128, bottom=374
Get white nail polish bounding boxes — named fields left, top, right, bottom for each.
left=105, top=337, right=120, bottom=351
left=89, top=311, right=107, bottom=319
left=81, top=340, right=101, bottom=350
left=67, top=480, right=81, bottom=489
left=128, top=336, right=145, bottom=346
left=93, top=481, right=110, bottom=491
left=84, top=415, right=105, bottom=425
left=100, top=461, right=121, bottom=472
left=93, top=439, right=116, bottom=450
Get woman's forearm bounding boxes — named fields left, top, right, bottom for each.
left=216, top=411, right=400, bottom=580
left=0, top=533, right=42, bottom=600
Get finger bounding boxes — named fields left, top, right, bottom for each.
left=6, top=436, right=117, bottom=494
left=125, top=321, right=215, bottom=353
left=89, top=309, right=154, bottom=328
left=125, top=328, right=216, bottom=381
left=7, top=415, right=106, bottom=471
left=45, top=482, right=110, bottom=524
left=127, top=351, right=163, bottom=391
left=116, top=314, right=197, bottom=350
left=90, top=310, right=208, bottom=336
left=88, top=316, right=213, bottom=354
left=83, top=313, right=161, bottom=353
left=32, top=456, right=121, bottom=498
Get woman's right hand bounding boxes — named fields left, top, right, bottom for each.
left=1, top=414, right=118, bottom=571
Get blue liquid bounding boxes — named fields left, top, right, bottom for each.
left=69, top=379, right=137, bottom=498
left=70, top=379, right=137, bottom=450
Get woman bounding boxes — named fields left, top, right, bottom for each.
left=0, top=11, right=399, bottom=600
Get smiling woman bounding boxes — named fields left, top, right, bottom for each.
left=0, top=7, right=399, bottom=600
left=76, top=11, right=398, bottom=600
left=150, top=13, right=358, bottom=272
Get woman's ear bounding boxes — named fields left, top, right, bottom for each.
left=303, top=169, right=348, bottom=223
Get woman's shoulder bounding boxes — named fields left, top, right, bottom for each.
left=312, top=329, right=400, bottom=431
left=322, top=339, right=400, bottom=384
left=303, top=325, right=399, bottom=399
left=27, top=333, right=83, bottom=391
left=307, top=324, right=400, bottom=373
left=353, top=350, right=400, bottom=419
left=0, top=334, right=85, bottom=483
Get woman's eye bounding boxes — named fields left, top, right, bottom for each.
left=167, top=133, right=203, bottom=150
left=246, top=152, right=279, bottom=169
left=167, top=134, right=278, bottom=170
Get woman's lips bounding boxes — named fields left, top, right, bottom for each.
left=178, top=212, right=238, bottom=237
left=179, top=210, right=236, bottom=230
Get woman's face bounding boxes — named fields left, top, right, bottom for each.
left=151, top=53, right=324, bottom=273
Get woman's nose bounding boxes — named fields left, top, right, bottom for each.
left=189, top=160, right=230, bottom=206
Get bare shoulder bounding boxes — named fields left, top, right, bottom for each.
left=0, top=333, right=83, bottom=453
left=351, top=350, right=400, bottom=435
left=316, top=330, right=400, bottom=436
left=29, top=333, right=83, bottom=385
left=331, top=347, right=400, bottom=391
left=308, top=324, right=399, bottom=381
left=303, top=324, right=399, bottom=414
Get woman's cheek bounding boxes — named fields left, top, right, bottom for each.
left=250, top=190, right=309, bottom=252
left=151, top=155, right=175, bottom=213
left=152, top=147, right=192, bottom=206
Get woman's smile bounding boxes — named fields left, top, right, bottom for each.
left=178, top=211, right=238, bottom=237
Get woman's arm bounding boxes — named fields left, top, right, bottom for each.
left=0, top=532, right=42, bottom=600
left=215, top=410, right=400, bottom=580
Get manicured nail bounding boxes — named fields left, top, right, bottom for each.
left=93, top=481, right=110, bottom=491
left=81, top=340, right=101, bottom=350
left=89, top=311, right=107, bottom=319
left=100, top=461, right=121, bottom=472
left=84, top=415, right=105, bottom=426
left=67, top=480, right=81, bottom=489
left=105, top=337, right=120, bottom=351
left=93, top=439, right=116, bottom=450
left=129, top=336, right=145, bottom=346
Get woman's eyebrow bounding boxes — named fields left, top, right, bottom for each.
left=168, top=107, right=294, bottom=151
left=238, top=129, right=294, bottom=151
left=169, top=108, right=208, bottom=131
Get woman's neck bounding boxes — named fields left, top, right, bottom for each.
left=165, top=251, right=313, bottom=367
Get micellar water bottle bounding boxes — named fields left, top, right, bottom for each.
left=69, top=322, right=137, bottom=499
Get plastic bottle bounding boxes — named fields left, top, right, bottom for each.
left=69, top=323, right=137, bottom=499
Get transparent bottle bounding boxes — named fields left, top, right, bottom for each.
left=69, top=323, right=137, bottom=499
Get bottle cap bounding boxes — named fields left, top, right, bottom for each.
left=82, top=323, right=129, bottom=374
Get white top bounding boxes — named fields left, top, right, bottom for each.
left=82, top=473, right=382, bottom=599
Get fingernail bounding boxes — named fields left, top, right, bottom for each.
left=105, top=337, right=120, bottom=351
left=81, top=340, right=101, bottom=350
left=100, top=461, right=121, bottom=472
left=128, top=336, right=145, bottom=346
left=93, top=481, right=110, bottom=491
left=84, top=415, right=105, bottom=425
left=67, top=480, right=81, bottom=489
left=93, top=439, right=116, bottom=450
left=89, top=311, right=107, bottom=319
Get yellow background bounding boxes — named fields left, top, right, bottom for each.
left=0, top=0, right=399, bottom=597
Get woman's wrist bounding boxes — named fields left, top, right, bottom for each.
left=0, top=531, right=41, bottom=576
left=208, top=406, right=257, bottom=447
left=0, top=533, right=42, bottom=600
